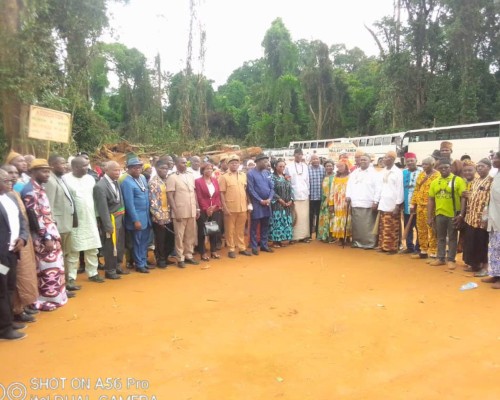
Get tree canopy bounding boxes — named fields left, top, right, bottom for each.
left=0, top=0, right=499, bottom=156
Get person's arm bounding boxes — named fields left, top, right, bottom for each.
left=247, top=171, right=263, bottom=203
left=93, top=184, right=113, bottom=233
left=165, top=175, right=179, bottom=221
left=267, top=173, right=275, bottom=204
left=44, top=176, right=57, bottom=210
left=121, top=178, right=140, bottom=230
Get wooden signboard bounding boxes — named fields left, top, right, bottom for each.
left=28, top=105, right=71, bottom=143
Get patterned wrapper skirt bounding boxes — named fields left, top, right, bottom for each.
left=488, top=231, right=500, bottom=277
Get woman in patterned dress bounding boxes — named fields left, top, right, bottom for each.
left=270, top=160, right=294, bottom=247
left=331, top=161, right=351, bottom=244
left=317, top=160, right=335, bottom=242
left=21, top=160, right=67, bottom=311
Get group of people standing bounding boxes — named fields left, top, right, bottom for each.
left=1, top=140, right=499, bottom=342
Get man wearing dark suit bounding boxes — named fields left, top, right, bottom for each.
left=0, top=169, right=29, bottom=341
left=93, top=161, right=129, bottom=279
left=45, top=155, right=79, bottom=292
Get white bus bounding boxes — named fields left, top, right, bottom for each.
left=400, top=121, right=500, bottom=162
left=345, top=132, right=406, bottom=166
left=288, top=138, right=357, bottom=163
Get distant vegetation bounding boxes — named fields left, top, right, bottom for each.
left=1, top=0, right=499, bottom=156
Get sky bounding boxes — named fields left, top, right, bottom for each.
left=105, top=0, right=395, bottom=88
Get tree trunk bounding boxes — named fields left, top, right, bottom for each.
left=0, top=0, right=23, bottom=151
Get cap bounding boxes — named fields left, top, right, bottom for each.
left=227, top=154, right=240, bottom=163
left=127, top=157, right=143, bottom=167
left=404, top=152, right=417, bottom=159
left=254, top=153, right=269, bottom=162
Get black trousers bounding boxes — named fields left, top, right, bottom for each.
left=309, top=199, right=322, bottom=238
left=152, top=221, right=175, bottom=266
left=197, top=210, right=222, bottom=254
left=0, top=252, right=17, bottom=335
left=102, top=216, right=125, bottom=274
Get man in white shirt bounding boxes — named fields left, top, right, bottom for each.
left=187, top=156, right=202, bottom=179
left=346, top=154, right=381, bottom=249
left=375, top=151, right=404, bottom=254
left=285, top=148, right=311, bottom=243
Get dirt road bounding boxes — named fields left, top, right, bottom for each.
left=1, top=242, right=498, bottom=400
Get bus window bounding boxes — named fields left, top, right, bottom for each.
left=367, top=138, right=374, bottom=146
left=392, top=136, right=401, bottom=145
left=426, top=132, right=437, bottom=141
left=360, top=138, right=367, bottom=146
left=303, top=143, right=310, bottom=149
left=382, top=136, right=391, bottom=145
left=485, top=128, right=499, bottom=137
left=310, top=142, right=318, bottom=149
left=374, top=137, right=382, bottom=145
left=326, top=141, right=333, bottom=148
left=318, top=141, right=325, bottom=148
left=352, top=139, right=359, bottom=147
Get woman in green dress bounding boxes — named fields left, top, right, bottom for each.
left=317, top=160, right=335, bottom=242
left=270, top=160, right=294, bottom=247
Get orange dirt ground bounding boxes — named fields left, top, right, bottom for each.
left=1, top=241, right=498, bottom=400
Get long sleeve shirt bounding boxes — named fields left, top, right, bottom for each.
left=285, top=162, right=309, bottom=201
left=376, top=165, right=404, bottom=212
left=345, top=166, right=380, bottom=208
left=247, top=168, right=274, bottom=219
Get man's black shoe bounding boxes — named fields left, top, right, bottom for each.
left=185, top=258, right=199, bottom=265
left=228, top=251, right=236, bottom=258
left=105, top=273, right=122, bottom=280
left=13, top=312, right=36, bottom=323
left=251, top=248, right=259, bottom=256
left=67, top=291, right=76, bottom=298
left=66, top=279, right=81, bottom=291
left=239, top=250, right=252, bottom=256
left=0, top=329, right=27, bottom=341
left=136, top=267, right=150, bottom=274
left=260, top=247, right=274, bottom=253
left=177, top=261, right=186, bottom=268
left=116, top=268, right=130, bottom=275
left=12, top=322, right=27, bottom=330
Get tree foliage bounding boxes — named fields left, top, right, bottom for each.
left=1, top=0, right=499, bottom=157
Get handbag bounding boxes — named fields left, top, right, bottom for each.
left=204, top=219, right=220, bottom=236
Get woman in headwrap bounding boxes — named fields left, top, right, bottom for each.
left=331, top=160, right=351, bottom=245
left=317, top=160, right=335, bottom=242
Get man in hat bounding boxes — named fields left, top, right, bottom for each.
left=439, top=141, right=453, bottom=160
left=219, top=154, right=251, bottom=258
left=166, top=157, right=200, bottom=268
left=21, top=159, right=68, bottom=310
left=401, top=152, right=422, bottom=254
left=285, top=148, right=311, bottom=243
left=375, top=151, right=404, bottom=254
left=0, top=169, right=29, bottom=340
left=121, top=157, right=152, bottom=273
left=247, top=153, right=274, bottom=255
left=6, top=151, right=29, bottom=191
left=427, top=158, right=466, bottom=268
left=94, top=161, right=130, bottom=279
left=346, top=154, right=380, bottom=249
left=45, top=154, right=78, bottom=291
left=308, top=154, right=325, bottom=240
left=64, top=156, right=104, bottom=284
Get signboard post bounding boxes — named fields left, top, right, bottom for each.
left=27, top=105, right=72, bottom=157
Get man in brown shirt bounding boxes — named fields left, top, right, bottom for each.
left=166, top=157, right=200, bottom=268
left=219, top=155, right=251, bottom=258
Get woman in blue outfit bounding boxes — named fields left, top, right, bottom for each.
left=270, top=160, right=294, bottom=247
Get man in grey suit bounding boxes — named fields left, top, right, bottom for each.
left=45, top=154, right=79, bottom=293
left=93, top=161, right=128, bottom=279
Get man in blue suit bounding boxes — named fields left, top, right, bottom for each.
left=247, top=153, right=275, bottom=255
left=120, top=157, right=152, bottom=273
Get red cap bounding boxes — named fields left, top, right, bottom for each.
left=404, top=152, right=417, bottom=159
